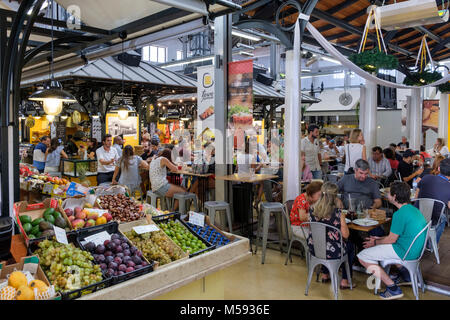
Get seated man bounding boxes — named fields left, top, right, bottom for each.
left=323, top=139, right=339, bottom=166
left=368, top=146, right=392, bottom=184
left=415, top=158, right=450, bottom=244
left=337, top=159, right=382, bottom=210
left=358, top=182, right=427, bottom=300
left=397, top=150, right=423, bottom=187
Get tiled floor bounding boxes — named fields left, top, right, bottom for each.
left=222, top=248, right=450, bottom=300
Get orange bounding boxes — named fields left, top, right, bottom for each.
left=16, top=285, right=35, bottom=300
left=8, top=271, right=28, bottom=289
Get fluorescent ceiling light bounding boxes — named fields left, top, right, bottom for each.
left=211, top=25, right=261, bottom=41
left=239, top=51, right=254, bottom=57
left=237, top=43, right=255, bottom=50
left=161, top=56, right=214, bottom=68
left=321, top=56, right=341, bottom=65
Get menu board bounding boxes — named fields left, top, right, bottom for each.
left=91, top=117, right=102, bottom=142
left=55, top=121, right=66, bottom=142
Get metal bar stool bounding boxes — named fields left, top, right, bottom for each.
left=204, top=201, right=233, bottom=233
left=173, top=192, right=199, bottom=214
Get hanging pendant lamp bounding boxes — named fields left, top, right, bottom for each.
left=112, top=32, right=135, bottom=121
left=28, top=0, right=77, bottom=115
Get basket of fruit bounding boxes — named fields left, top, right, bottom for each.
left=119, top=218, right=188, bottom=270
left=62, top=197, right=113, bottom=230
left=152, top=212, right=215, bottom=258
left=97, top=194, right=144, bottom=223
left=30, top=238, right=110, bottom=300
left=184, top=215, right=236, bottom=248
left=15, top=198, right=74, bottom=246
left=76, top=221, right=154, bottom=285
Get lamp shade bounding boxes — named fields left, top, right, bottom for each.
left=110, top=100, right=135, bottom=121
left=29, top=80, right=77, bottom=116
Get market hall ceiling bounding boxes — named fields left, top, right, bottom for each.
left=236, top=0, right=450, bottom=64
left=1, top=0, right=449, bottom=71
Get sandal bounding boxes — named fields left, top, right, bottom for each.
left=340, top=283, right=357, bottom=290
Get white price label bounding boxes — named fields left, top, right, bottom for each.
left=53, top=225, right=68, bottom=245
left=133, top=224, right=159, bottom=234
left=82, top=231, right=111, bottom=246
left=189, top=211, right=205, bottom=228
left=43, top=183, right=54, bottom=194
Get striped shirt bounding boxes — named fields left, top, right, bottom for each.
left=368, top=157, right=392, bottom=178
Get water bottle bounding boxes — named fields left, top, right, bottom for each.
left=412, top=177, right=418, bottom=194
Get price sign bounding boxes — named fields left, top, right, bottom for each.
left=43, top=183, right=54, bottom=195
left=188, top=211, right=205, bottom=228
left=132, top=224, right=159, bottom=234
left=82, top=231, right=111, bottom=246
left=53, top=225, right=68, bottom=245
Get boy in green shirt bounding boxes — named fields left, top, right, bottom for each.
left=357, top=182, right=427, bottom=300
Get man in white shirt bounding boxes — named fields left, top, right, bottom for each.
left=301, top=124, right=322, bottom=179
left=113, top=135, right=123, bottom=158
left=96, top=134, right=119, bottom=185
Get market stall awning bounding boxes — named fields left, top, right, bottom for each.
left=304, top=88, right=360, bottom=117
left=157, top=81, right=321, bottom=104
left=20, top=55, right=197, bottom=89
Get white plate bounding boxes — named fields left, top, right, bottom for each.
left=351, top=218, right=379, bottom=227
left=345, top=218, right=351, bottom=224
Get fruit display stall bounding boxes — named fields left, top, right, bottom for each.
left=5, top=189, right=250, bottom=300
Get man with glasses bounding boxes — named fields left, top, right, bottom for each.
left=368, top=146, right=392, bottom=185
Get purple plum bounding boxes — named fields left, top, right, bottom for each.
left=95, top=245, right=105, bottom=254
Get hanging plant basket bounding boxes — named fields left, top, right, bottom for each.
left=438, top=81, right=450, bottom=93
left=402, top=71, right=442, bottom=86
left=349, top=50, right=399, bottom=72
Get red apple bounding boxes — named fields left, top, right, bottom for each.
left=103, top=212, right=113, bottom=222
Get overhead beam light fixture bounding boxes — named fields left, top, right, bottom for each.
left=160, top=56, right=214, bottom=68
left=239, top=51, right=254, bottom=57
left=210, top=25, right=261, bottom=41
left=28, top=0, right=77, bottom=115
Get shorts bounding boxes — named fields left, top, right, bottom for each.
left=357, top=244, right=400, bottom=265
left=154, top=183, right=171, bottom=197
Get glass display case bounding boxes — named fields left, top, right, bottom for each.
left=61, top=158, right=97, bottom=178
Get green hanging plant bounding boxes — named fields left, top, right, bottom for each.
left=438, top=81, right=450, bottom=93
left=349, top=49, right=399, bottom=72
left=402, top=71, right=442, bottom=86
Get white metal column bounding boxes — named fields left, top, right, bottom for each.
left=410, top=88, right=422, bottom=150
left=283, top=20, right=301, bottom=202
left=406, top=95, right=412, bottom=139
left=438, top=93, right=449, bottom=143
left=363, top=81, right=377, bottom=152
left=214, top=15, right=231, bottom=202
left=359, top=85, right=366, bottom=129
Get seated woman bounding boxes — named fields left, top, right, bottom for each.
left=307, top=182, right=355, bottom=290
left=149, top=148, right=186, bottom=211
left=86, top=138, right=99, bottom=160
left=290, top=181, right=323, bottom=237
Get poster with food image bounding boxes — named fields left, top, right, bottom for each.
left=196, top=65, right=215, bottom=137
left=228, top=60, right=253, bottom=150
left=422, top=100, right=439, bottom=133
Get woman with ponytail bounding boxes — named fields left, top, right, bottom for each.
left=112, top=145, right=149, bottom=196
left=307, top=182, right=355, bottom=289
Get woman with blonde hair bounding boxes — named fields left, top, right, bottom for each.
left=432, top=138, right=449, bottom=158
left=344, top=128, right=366, bottom=174
left=307, top=182, right=355, bottom=289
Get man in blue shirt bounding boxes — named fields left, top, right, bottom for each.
left=357, top=182, right=427, bottom=300
left=32, top=136, right=50, bottom=173
left=415, top=158, right=450, bottom=244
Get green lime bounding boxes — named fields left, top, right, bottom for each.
left=19, top=215, right=32, bottom=225
left=43, top=208, right=55, bottom=216
left=23, top=223, right=32, bottom=233
left=31, top=217, right=44, bottom=226
left=28, top=234, right=36, bottom=239
left=30, top=225, right=40, bottom=236
left=45, top=215, right=55, bottom=224
left=52, top=211, right=62, bottom=219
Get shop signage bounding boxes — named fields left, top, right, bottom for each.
left=228, top=59, right=253, bottom=151
left=196, top=65, right=215, bottom=136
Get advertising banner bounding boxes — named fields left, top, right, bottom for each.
left=422, top=99, right=439, bottom=133
left=196, top=65, right=215, bottom=139
left=227, top=59, right=253, bottom=151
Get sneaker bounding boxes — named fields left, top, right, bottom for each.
left=390, top=273, right=411, bottom=286
left=379, top=286, right=404, bottom=300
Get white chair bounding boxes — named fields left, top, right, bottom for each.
left=411, top=198, right=446, bottom=264
left=302, top=222, right=353, bottom=300
left=373, top=221, right=431, bottom=300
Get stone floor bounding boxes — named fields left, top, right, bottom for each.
left=222, top=248, right=450, bottom=300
